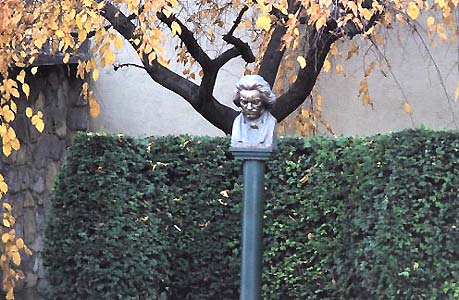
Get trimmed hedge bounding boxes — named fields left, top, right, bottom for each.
left=43, top=129, right=459, bottom=300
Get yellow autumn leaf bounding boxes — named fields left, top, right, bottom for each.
left=347, top=43, right=359, bottom=60
left=3, top=108, right=14, bottom=122
left=3, top=218, right=11, bottom=228
left=297, top=56, right=307, bottom=68
left=55, top=29, right=65, bottom=38
left=427, top=16, right=435, bottom=27
left=104, top=50, right=115, bottom=65
left=25, top=107, right=32, bottom=118
left=92, top=69, right=99, bottom=81
left=364, top=61, right=376, bottom=77
left=34, top=38, right=44, bottom=49
left=362, top=8, right=372, bottom=21
left=8, top=127, right=16, bottom=140
left=35, top=120, right=45, bottom=133
left=16, top=238, right=24, bottom=249
left=315, top=16, right=327, bottom=30
left=31, top=67, right=38, bottom=75
left=1, top=233, right=9, bottom=243
left=22, top=83, right=30, bottom=98
left=330, top=43, right=339, bottom=56
left=114, top=36, right=123, bottom=49
left=89, top=99, right=100, bottom=118
left=162, top=6, right=173, bottom=18
left=12, top=252, right=20, bottom=266
left=256, top=14, right=271, bottom=31
left=63, top=53, right=70, bottom=64
left=374, top=33, right=384, bottom=45
left=362, top=93, right=371, bottom=104
left=171, top=21, right=182, bottom=36
left=454, top=83, right=459, bottom=101
left=404, top=102, right=412, bottom=113
left=3, top=145, right=12, bottom=157
left=6, top=289, right=13, bottom=300
left=336, top=64, right=345, bottom=75
left=323, top=59, right=331, bottom=72
left=2, top=203, right=11, bottom=211
left=16, top=70, right=25, bottom=84
left=6, top=78, right=18, bottom=90
left=10, top=138, right=20, bottom=151
left=31, top=114, right=39, bottom=125
left=219, top=190, right=230, bottom=198
left=11, top=87, right=19, bottom=98
left=157, top=56, right=170, bottom=68
left=300, top=175, right=309, bottom=184
left=407, top=2, right=420, bottom=20
left=347, top=1, right=358, bottom=14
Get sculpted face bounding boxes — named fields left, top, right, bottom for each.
left=240, top=90, right=264, bottom=120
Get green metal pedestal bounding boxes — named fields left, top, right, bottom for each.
left=230, top=147, right=273, bottom=300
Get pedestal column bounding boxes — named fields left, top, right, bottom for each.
left=230, top=148, right=272, bottom=300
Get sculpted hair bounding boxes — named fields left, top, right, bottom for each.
left=233, top=75, right=276, bottom=108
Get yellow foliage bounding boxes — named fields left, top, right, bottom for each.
left=31, top=113, right=45, bottom=133
left=256, top=14, right=272, bottom=31
left=455, top=83, right=459, bottom=101
left=89, top=95, right=101, bottom=118
left=22, top=83, right=30, bottom=99
left=323, top=58, right=331, bottom=72
left=347, top=43, right=359, bottom=60
left=297, top=56, right=307, bottom=68
left=25, top=107, right=32, bottom=118
left=407, top=2, right=420, bottom=19
left=404, top=102, right=412, bottom=113
left=92, top=69, right=99, bottom=81
left=2, top=219, right=10, bottom=228
left=171, top=21, right=182, bottom=36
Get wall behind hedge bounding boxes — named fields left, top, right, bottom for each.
left=44, top=129, right=459, bottom=300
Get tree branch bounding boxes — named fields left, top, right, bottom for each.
left=215, top=6, right=255, bottom=67
left=272, top=29, right=338, bottom=121
left=258, top=25, right=287, bottom=87
left=228, top=5, right=249, bottom=36
left=220, top=35, right=255, bottom=65
left=100, top=2, right=137, bottom=42
left=157, top=12, right=212, bottom=69
left=213, top=48, right=244, bottom=68
left=101, top=2, right=237, bottom=134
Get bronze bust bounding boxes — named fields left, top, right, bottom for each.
left=231, top=75, right=277, bottom=148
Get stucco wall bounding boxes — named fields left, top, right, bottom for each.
left=316, top=29, right=459, bottom=136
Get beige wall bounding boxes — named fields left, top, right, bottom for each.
left=317, top=29, right=458, bottom=136
left=90, top=24, right=458, bottom=137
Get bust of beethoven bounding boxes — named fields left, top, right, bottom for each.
left=231, top=75, right=277, bottom=148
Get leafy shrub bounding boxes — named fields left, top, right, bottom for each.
left=43, top=134, right=171, bottom=300
left=44, top=129, right=459, bottom=300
